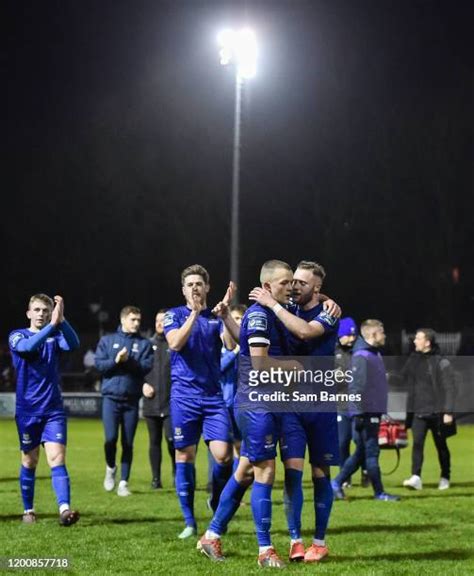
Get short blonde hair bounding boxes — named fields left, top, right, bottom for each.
left=28, top=294, right=53, bottom=310
left=296, top=260, right=326, bottom=281
left=260, top=260, right=292, bottom=283
left=361, top=319, right=384, bottom=339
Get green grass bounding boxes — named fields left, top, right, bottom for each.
left=0, top=419, right=473, bottom=575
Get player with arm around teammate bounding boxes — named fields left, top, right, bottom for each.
left=198, top=260, right=298, bottom=568
left=250, top=261, right=340, bottom=563
left=9, top=294, right=80, bottom=526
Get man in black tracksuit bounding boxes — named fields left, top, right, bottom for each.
left=142, top=310, right=175, bottom=489
left=402, top=328, right=456, bottom=491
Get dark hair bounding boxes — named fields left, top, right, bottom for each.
left=120, top=306, right=141, bottom=318
left=417, top=328, right=437, bottom=347
left=181, top=264, right=210, bottom=285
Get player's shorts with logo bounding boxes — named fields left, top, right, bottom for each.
left=170, top=396, right=232, bottom=449
left=280, top=411, right=340, bottom=466
left=15, top=411, right=67, bottom=452
left=236, top=409, right=282, bottom=463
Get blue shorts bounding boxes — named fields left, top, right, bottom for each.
left=170, top=396, right=232, bottom=449
left=229, top=406, right=242, bottom=442
left=280, top=412, right=340, bottom=466
left=236, top=409, right=282, bottom=463
left=15, top=412, right=67, bottom=453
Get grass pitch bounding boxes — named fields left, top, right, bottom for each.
left=0, top=418, right=473, bottom=575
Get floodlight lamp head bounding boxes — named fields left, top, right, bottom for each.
left=217, top=27, right=257, bottom=79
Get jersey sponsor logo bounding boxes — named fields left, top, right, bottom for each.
left=113, top=343, right=120, bottom=349
left=9, top=332, right=24, bottom=349
left=247, top=312, right=268, bottom=332
left=163, top=312, right=175, bottom=327
left=316, top=311, right=338, bottom=326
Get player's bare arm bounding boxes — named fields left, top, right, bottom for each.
left=249, top=287, right=326, bottom=341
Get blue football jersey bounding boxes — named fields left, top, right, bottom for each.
left=239, top=303, right=291, bottom=357
left=9, top=329, right=65, bottom=415
left=289, top=303, right=338, bottom=356
left=163, top=306, right=224, bottom=397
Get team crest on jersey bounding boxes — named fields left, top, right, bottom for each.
left=174, top=427, right=183, bottom=441
left=324, top=453, right=333, bottom=461
left=46, top=337, right=55, bottom=343
left=132, top=343, right=139, bottom=353
left=113, top=343, right=120, bottom=349
left=264, top=434, right=274, bottom=449
left=22, top=433, right=31, bottom=444
left=9, top=332, right=24, bottom=348
left=56, top=433, right=63, bottom=440
left=248, top=312, right=268, bottom=331
left=164, top=312, right=175, bottom=327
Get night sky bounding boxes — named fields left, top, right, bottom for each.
left=3, top=0, right=473, bottom=338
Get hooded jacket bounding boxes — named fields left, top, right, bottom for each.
left=349, top=336, right=388, bottom=415
left=95, top=326, right=154, bottom=401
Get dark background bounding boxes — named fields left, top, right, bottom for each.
left=3, top=0, right=473, bottom=337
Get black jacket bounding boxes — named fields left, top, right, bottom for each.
left=402, top=347, right=455, bottom=425
left=95, top=327, right=154, bottom=401
left=142, top=334, right=171, bottom=417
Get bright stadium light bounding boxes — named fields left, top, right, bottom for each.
left=218, top=27, right=257, bottom=79
left=217, top=27, right=257, bottom=299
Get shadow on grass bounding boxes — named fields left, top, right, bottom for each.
left=0, top=476, right=49, bottom=483
left=339, top=491, right=473, bottom=501
left=0, top=513, right=58, bottom=522
left=423, top=481, right=474, bottom=488
left=226, top=549, right=473, bottom=562
left=230, top=523, right=442, bottom=537
left=92, top=515, right=211, bottom=525
left=335, top=549, right=473, bottom=562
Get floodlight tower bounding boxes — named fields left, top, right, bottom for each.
left=218, top=28, right=257, bottom=301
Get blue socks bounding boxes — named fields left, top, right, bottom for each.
left=209, top=475, right=248, bottom=535
left=251, top=481, right=272, bottom=547
left=20, top=466, right=36, bottom=511
left=51, top=465, right=70, bottom=507
left=313, top=476, right=333, bottom=541
left=284, top=468, right=304, bottom=540
left=210, top=462, right=232, bottom=511
left=175, top=462, right=196, bottom=527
